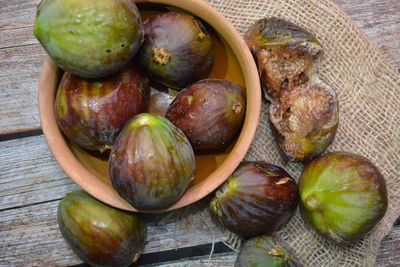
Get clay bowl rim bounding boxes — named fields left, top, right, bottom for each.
left=38, top=0, right=261, bottom=212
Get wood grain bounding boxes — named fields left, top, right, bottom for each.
left=0, top=0, right=399, bottom=134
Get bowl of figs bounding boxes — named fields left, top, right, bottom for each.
left=37, top=0, right=261, bottom=212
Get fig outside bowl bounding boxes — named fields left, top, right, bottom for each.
left=38, top=0, right=261, bottom=212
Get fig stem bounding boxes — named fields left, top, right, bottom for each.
left=305, top=195, right=322, bottom=212
left=152, top=47, right=170, bottom=65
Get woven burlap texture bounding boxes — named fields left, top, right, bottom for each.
left=202, top=0, right=400, bottom=266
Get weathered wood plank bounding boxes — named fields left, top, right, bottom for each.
left=0, top=198, right=228, bottom=266
left=0, top=0, right=399, bottom=134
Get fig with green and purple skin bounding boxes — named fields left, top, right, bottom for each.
left=235, top=235, right=302, bottom=267
left=245, top=17, right=323, bottom=100
left=55, top=65, right=150, bottom=152
left=210, top=162, right=298, bottom=238
left=34, top=0, right=143, bottom=78
left=58, top=190, right=147, bottom=267
left=166, top=79, right=246, bottom=153
left=270, top=77, right=339, bottom=162
left=138, top=12, right=213, bottom=89
left=109, top=113, right=196, bottom=211
left=299, top=152, right=388, bottom=243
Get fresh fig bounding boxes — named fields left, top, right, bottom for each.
left=235, top=235, right=302, bottom=267
left=34, top=0, right=143, bottom=78
left=58, top=190, right=147, bottom=266
left=299, top=152, right=388, bottom=243
left=138, top=12, right=213, bottom=89
left=269, top=77, right=338, bottom=162
left=166, top=79, right=246, bottom=153
left=55, top=65, right=150, bottom=152
left=109, top=113, right=196, bottom=210
left=210, top=162, right=298, bottom=238
left=245, top=17, right=322, bottom=100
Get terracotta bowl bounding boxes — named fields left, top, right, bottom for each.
left=38, top=0, right=261, bottom=212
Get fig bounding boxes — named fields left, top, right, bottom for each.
left=299, top=152, right=388, bottom=243
left=34, top=0, right=143, bottom=78
left=55, top=65, right=150, bottom=152
left=58, top=190, right=147, bottom=266
left=210, top=162, right=298, bottom=238
left=269, top=77, right=338, bottom=162
left=235, top=235, right=302, bottom=267
left=245, top=17, right=323, bottom=100
left=166, top=79, right=246, bottom=153
left=138, top=12, right=213, bottom=89
left=109, top=113, right=195, bottom=210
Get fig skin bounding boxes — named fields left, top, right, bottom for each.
left=138, top=12, right=213, bottom=89
left=210, top=161, right=298, bottom=238
left=245, top=17, right=323, bottom=100
left=299, top=152, right=388, bottom=244
left=34, top=0, right=143, bottom=78
left=166, top=79, right=246, bottom=153
left=235, top=235, right=302, bottom=267
left=269, top=77, right=339, bottom=162
left=109, top=113, right=196, bottom=211
left=55, top=65, right=150, bottom=152
left=58, top=190, right=147, bottom=267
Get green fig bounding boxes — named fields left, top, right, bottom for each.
left=245, top=17, right=323, bottom=100
left=299, top=152, right=388, bottom=243
left=109, top=113, right=196, bottom=210
left=210, top=162, right=298, bottom=238
left=235, top=235, right=302, bottom=267
left=58, top=190, right=147, bottom=266
left=34, top=0, right=143, bottom=78
left=166, top=79, right=246, bottom=153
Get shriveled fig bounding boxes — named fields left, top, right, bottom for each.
left=210, top=162, right=298, bottom=238
left=58, top=190, right=147, bottom=266
left=138, top=12, right=213, bottom=89
left=34, top=0, right=143, bottom=78
left=235, top=235, right=302, bottom=267
left=109, top=113, right=195, bottom=210
left=270, top=77, right=338, bottom=162
left=55, top=65, right=150, bottom=152
left=166, top=79, right=246, bottom=153
left=299, top=152, right=388, bottom=244
left=245, top=17, right=322, bottom=100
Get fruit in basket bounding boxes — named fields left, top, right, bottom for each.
left=166, top=79, right=246, bottom=153
left=138, top=12, right=213, bottom=89
left=34, top=0, right=143, bottom=78
left=245, top=17, right=323, bottom=100
left=269, top=77, right=338, bottom=162
left=109, top=113, right=196, bottom=210
left=210, top=162, right=298, bottom=238
left=55, top=65, right=150, bottom=153
left=235, top=235, right=302, bottom=267
left=58, top=190, right=147, bottom=266
left=299, top=152, right=388, bottom=243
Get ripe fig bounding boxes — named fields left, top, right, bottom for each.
left=235, top=235, right=302, bottom=267
left=34, top=0, right=143, bottom=78
left=109, top=113, right=196, bottom=210
left=58, top=190, right=147, bottom=266
left=210, top=162, right=298, bottom=238
left=138, top=12, right=213, bottom=89
left=269, top=77, right=338, bottom=162
left=55, top=65, right=150, bottom=152
left=166, top=79, right=246, bottom=153
left=299, top=152, right=388, bottom=243
left=245, top=17, right=323, bottom=100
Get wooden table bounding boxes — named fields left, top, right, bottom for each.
left=1, top=0, right=399, bottom=266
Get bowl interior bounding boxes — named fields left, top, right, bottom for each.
left=39, top=0, right=260, bottom=212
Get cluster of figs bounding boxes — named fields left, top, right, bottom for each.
left=34, top=0, right=388, bottom=266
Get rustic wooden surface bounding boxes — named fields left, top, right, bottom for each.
left=0, top=0, right=399, bottom=266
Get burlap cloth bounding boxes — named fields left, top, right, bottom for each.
left=199, top=0, right=400, bottom=266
